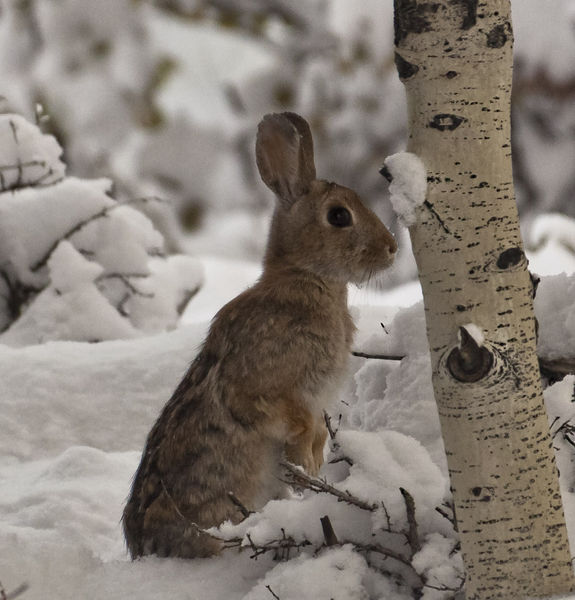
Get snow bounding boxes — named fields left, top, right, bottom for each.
left=460, top=323, right=485, bottom=348
left=2, top=1, right=575, bottom=597
left=0, top=114, right=65, bottom=190
left=383, top=152, right=428, bottom=227
left=3, top=234, right=575, bottom=599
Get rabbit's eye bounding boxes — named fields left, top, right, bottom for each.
left=327, top=206, right=352, bottom=228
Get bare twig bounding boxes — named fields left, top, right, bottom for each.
left=227, top=491, right=253, bottom=519
left=351, top=351, right=405, bottom=361
left=244, top=530, right=312, bottom=561
left=266, top=585, right=280, bottom=600
left=280, top=461, right=377, bottom=512
left=323, top=411, right=340, bottom=440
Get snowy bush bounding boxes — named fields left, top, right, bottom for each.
left=0, top=113, right=202, bottom=345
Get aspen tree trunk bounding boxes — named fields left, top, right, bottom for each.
left=393, top=1, right=575, bottom=598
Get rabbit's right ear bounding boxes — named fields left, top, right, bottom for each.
left=256, top=112, right=316, bottom=208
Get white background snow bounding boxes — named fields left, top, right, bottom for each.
left=3, top=1, right=575, bottom=599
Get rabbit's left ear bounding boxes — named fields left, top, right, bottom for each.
left=256, top=112, right=316, bottom=209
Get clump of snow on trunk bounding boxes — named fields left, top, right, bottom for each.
left=383, top=152, right=427, bottom=226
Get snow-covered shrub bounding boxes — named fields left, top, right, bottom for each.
left=0, top=113, right=202, bottom=346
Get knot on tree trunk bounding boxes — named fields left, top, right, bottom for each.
left=447, top=326, right=493, bottom=382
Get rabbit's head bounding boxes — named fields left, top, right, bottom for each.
left=256, top=112, right=397, bottom=285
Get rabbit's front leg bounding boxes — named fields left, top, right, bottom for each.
left=311, top=416, right=328, bottom=474
left=282, top=404, right=318, bottom=476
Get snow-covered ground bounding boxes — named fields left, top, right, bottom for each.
left=3, top=217, right=575, bottom=599
left=2, top=0, right=575, bottom=596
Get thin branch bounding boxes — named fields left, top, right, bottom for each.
left=323, top=411, right=340, bottom=440
left=351, top=351, right=405, bottom=361
left=266, top=585, right=280, bottom=600
left=227, top=491, right=253, bottom=519
left=280, top=461, right=377, bottom=512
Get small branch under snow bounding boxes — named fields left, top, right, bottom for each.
left=31, top=196, right=168, bottom=273
left=382, top=152, right=427, bottom=226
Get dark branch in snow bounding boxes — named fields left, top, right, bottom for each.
left=351, top=351, right=405, bottom=361
left=0, top=159, right=64, bottom=192
left=266, top=585, right=281, bottom=600
left=31, top=196, right=169, bottom=273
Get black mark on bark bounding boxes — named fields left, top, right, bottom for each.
left=450, top=0, right=478, bottom=29
left=445, top=70, right=458, bottom=79
left=496, top=247, right=523, bottom=269
left=486, top=23, right=510, bottom=48
left=429, top=114, right=466, bottom=131
left=394, top=52, right=419, bottom=79
left=423, top=200, right=462, bottom=240
left=394, top=0, right=439, bottom=44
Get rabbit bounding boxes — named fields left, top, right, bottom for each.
left=122, top=112, right=397, bottom=559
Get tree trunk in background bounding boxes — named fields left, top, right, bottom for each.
left=393, top=0, right=575, bottom=597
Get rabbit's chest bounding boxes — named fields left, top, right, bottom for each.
left=300, top=311, right=354, bottom=409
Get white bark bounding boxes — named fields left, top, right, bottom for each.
left=393, top=0, right=575, bottom=597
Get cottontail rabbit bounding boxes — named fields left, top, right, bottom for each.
left=123, top=112, right=397, bottom=559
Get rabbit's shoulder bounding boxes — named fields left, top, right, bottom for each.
left=204, top=273, right=354, bottom=394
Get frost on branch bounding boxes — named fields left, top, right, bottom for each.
left=0, top=114, right=203, bottom=345
left=383, top=152, right=427, bottom=227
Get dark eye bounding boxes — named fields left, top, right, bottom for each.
left=327, top=206, right=352, bottom=228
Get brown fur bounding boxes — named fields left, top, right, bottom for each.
left=122, top=112, right=397, bottom=559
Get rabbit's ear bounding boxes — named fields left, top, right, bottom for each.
left=256, top=112, right=316, bottom=208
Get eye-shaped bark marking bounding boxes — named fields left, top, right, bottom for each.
left=496, top=247, right=523, bottom=270
left=429, top=114, right=466, bottom=131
